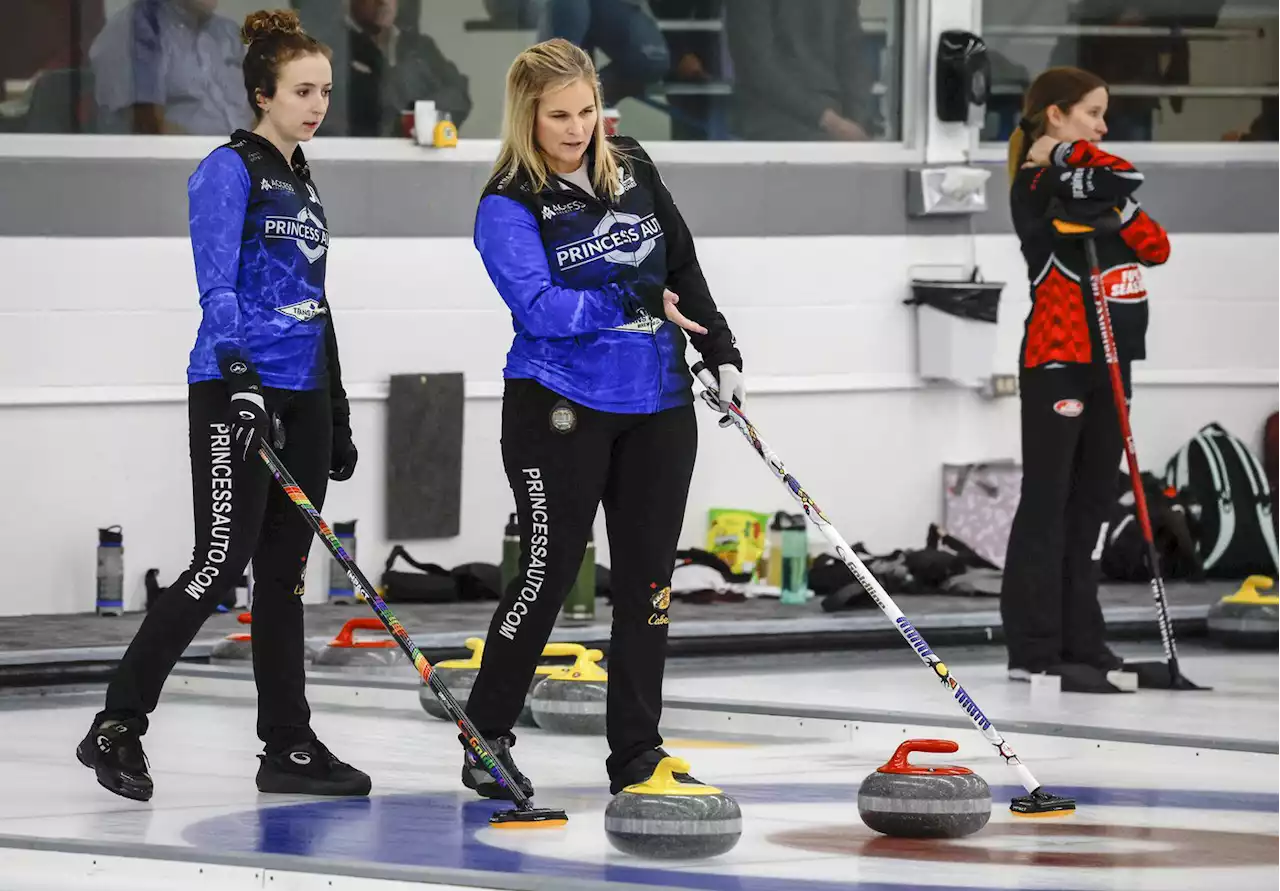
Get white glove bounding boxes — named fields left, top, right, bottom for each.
left=716, top=364, right=745, bottom=412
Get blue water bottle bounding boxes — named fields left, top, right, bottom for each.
left=96, top=525, right=124, bottom=616
left=328, top=520, right=358, bottom=604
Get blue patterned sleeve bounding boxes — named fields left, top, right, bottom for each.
left=188, top=148, right=261, bottom=391
left=474, top=195, right=641, bottom=338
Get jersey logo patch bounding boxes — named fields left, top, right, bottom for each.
left=605, top=308, right=665, bottom=335
left=275, top=299, right=328, bottom=322
left=264, top=207, right=329, bottom=264
left=1054, top=399, right=1084, bottom=417
left=542, top=200, right=587, bottom=219
left=554, top=212, right=663, bottom=271
left=1101, top=263, right=1147, bottom=302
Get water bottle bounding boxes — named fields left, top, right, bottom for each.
left=562, top=528, right=596, bottom=623
left=500, top=513, right=521, bottom=598
left=778, top=514, right=810, bottom=605
left=96, top=526, right=124, bottom=616
left=327, top=520, right=358, bottom=604
left=766, top=513, right=787, bottom=588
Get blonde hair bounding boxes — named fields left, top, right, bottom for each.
left=1007, top=66, right=1108, bottom=184
left=492, top=38, right=624, bottom=197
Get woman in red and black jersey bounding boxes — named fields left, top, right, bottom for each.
left=1000, top=66, right=1171, bottom=694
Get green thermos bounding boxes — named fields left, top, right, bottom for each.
left=562, top=528, right=596, bottom=622
left=500, top=513, right=521, bottom=598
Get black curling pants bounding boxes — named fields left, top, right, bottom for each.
left=98, top=380, right=331, bottom=752
left=465, top=379, right=697, bottom=783
left=1000, top=363, right=1131, bottom=673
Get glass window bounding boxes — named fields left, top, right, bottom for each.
left=0, top=0, right=102, bottom=134
left=1, top=0, right=906, bottom=143
left=981, top=1, right=1278, bottom=142
left=304, top=0, right=907, bottom=143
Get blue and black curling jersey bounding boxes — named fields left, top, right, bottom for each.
left=474, top=136, right=740, bottom=414
left=186, top=129, right=332, bottom=390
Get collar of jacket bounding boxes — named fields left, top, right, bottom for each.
left=232, top=128, right=311, bottom=180
left=488, top=139, right=625, bottom=206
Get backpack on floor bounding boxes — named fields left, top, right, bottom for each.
left=1101, top=471, right=1202, bottom=582
left=1164, top=422, right=1279, bottom=579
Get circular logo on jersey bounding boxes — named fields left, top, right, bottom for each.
left=1054, top=399, right=1084, bottom=417
left=592, top=211, right=660, bottom=267
left=550, top=401, right=577, bottom=434
left=229, top=362, right=247, bottom=375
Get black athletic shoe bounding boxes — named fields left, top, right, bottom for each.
left=460, top=733, right=534, bottom=801
left=255, top=738, right=371, bottom=796
left=610, top=747, right=705, bottom=795
left=77, top=718, right=153, bottom=802
left=1009, top=662, right=1133, bottom=694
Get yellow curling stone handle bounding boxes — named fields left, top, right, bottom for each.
left=1224, top=575, right=1277, bottom=605
left=621, top=756, right=722, bottom=796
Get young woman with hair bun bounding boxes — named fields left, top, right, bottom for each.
left=76, top=9, right=367, bottom=801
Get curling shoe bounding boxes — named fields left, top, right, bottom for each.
left=460, top=733, right=534, bottom=800
left=256, top=738, right=371, bottom=796
left=77, top=717, right=153, bottom=802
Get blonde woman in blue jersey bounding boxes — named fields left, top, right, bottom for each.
left=76, top=9, right=367, bottom=802
left=461, top=38, right=746, bottom=801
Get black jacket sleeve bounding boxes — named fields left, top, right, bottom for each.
left=625, top=142, right=742, bottom=370
left=1030, top=141, right=1146, bottom=203
left=322, top=299, right=351, bottom=436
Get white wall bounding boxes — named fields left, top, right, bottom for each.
left=0, top=228, right=1275, bottom=617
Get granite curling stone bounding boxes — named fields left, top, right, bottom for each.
left=419, top=637, right=483, bottom=719
left=529, top=648, right=608, bottom=734
left=604, top=756, right=742, bottom=859
left=312, top=618, right=401, bottom=670
left=419, top=640, right=590, bottom=721
left=209, top=612, right=254, bottom=663
left=1207, top=575, right=1278, bottom=649
left=518, top=642, right=592, bottom=726
left=857, top=739, right=991, bottom=839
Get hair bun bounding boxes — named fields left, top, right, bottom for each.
left=241, top=9, right=304, bottom=46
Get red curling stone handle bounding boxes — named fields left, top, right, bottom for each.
left=878, top=738, right=972, bottom=776
left=331, top=617, right=398, bottom=648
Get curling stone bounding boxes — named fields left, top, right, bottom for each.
left=520, top=642, right=592, bottom=726
left=529, top=648, right=608, bottom=734
left=420, top=637, right=484, bottom=720
left=418, top=640, right=592, bottom=722
left=604, top=755, right=741, bottom=859
left=1207, top=575, right=1278, bottom=649
left=312, top=618, right=401, bottom=670
left=857, top=739, right=990, bottom=839
left=209, top=612, right=254, bottom=663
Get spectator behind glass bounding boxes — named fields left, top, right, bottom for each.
left=89, top=0, right=252, bottom=134
left=1048, top=0, right=1226, bottom=142
left=537, top=0, right=670, bottom=107
left=346, top=0, right=472, bottom=136
left=650, top=0, right=724, bottom=140
left=726, top=0, right=881, bottom=141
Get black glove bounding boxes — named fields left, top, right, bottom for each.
left=331, top=427, right=358, bottom=481
left=230, top=392, right=269, bottom=462
left=330, top=400, right=357, bottom=481
left=219, top=356, right=268, bottom=462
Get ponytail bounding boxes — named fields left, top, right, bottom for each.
left=1006, top=128, right=1027, bottom=185
left=1006, top=115, right=1044, bottom=184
